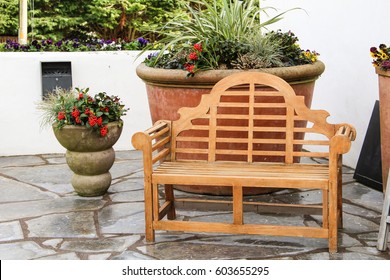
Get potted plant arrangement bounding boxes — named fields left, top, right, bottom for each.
left=38, top=88, right=128, bottom=196
left=136, top=0, right=324, bottom=195
left=137, top=0, right=324, bottom=122
left=370, top=44, right=390, bottom=191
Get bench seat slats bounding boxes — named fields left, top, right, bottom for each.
left=153, top=161, right=329, bottom=189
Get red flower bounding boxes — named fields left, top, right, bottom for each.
left=100, top=125, right=108, bottom=137
left=100, top=107, right=109, bottom=112
left=57, top=111, right=65, bottom=120
left=88, top=115, right=98, bottom=127
left=78, top=93, right=83, bottom=100
left=188, top=52, right=198, bottom=61
left=84, top=108, right=91, bottom=115
left=75, top=116, right=81, bottom=124
left=184, top=63, right=195, bottom=73
left=97, top=117, right=103, bottom=126
left=71, top=108, right=80, bottom=118
left=194, top=43, right=202, bottom=52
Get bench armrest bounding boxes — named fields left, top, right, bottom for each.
left=132, top=121, right=172, bottom=178
left=330, top=123, right=356, bottom=155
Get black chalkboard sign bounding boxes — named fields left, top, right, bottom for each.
left=353, top=101, right=382, bottom=192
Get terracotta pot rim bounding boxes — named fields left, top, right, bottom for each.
left=376, top=67, right=390, bottom=77
left=136, top=61, right=325, bottom=88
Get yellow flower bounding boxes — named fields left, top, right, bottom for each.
left=380, top=52, right=389, bottom=60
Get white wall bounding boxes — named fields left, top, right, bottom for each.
left=1, top=0, right=389, bottom=168
left=270, top=0, right=390, bottom=167
left=0, top=51, right=152, bottom=156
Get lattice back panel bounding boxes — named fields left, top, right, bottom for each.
left=171, top=73, right=335, bottom=164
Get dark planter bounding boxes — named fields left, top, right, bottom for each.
left=53, top=122, right=123, bottom=196
left=136, top=62, right=325, bottom=195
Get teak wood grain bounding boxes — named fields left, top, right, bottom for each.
left=132, top=72, right=356, bottom=253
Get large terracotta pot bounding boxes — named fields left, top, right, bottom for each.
left=376, top=68, right=390, bottom=192
left=136, top=62, right=325, bottom=195
left=53, top=122, right=123, bottom=196
left=137, top=61, right=325, bottom=121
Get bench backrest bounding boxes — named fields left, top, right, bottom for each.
left=170, top=72, right=337, bottom=164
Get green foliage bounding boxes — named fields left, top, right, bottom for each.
left=0, top=0, right=187, bottom=41
left=145, top=0, right=264, bottom=70
left=144, top=0, right=311, bottom=74
left=0, top=0, right=19, bottom=35
left=232, top=32, right=285, bottom=69
left=266, top=30, right=319, bottom=66
left=38, top=87, right=128, bottom=137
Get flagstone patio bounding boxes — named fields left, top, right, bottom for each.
left=0, top=150, right=389, bottom=260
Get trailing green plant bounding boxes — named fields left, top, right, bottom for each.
left=143, top=0, right=318, bottom=76
left=38, top=88, right=128, bottom=137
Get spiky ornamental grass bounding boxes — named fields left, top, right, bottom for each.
left=144, top=0, right=306, bottom=74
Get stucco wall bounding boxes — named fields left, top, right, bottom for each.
left=0, top=51, right=152, bottom=156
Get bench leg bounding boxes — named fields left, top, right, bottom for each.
left=144, top=181, right=155, bottom=242
left=328, top=181, right=338, bottom=253
left=165, top=184, right=176, bottom=220
left=233, top=185, right=243, bottom=225
left=152, top=183, right=160, bottom=222
left=337, top=156, right=343, bottom=228
left=322, top=190, right=329, bottom=229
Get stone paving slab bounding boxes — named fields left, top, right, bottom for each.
left=1, top=164, right=74, bottom=194
left=0, top=221, right=24, bottom=241
left=342, top=182, right=384, bottom=212
left=99, top=203, right=145, bottom=235
left=0, top=241, right=57, bottom=259
left=59, top=235, right=140, bottom=253
left=0, top=150, right=389, bottom=260
left=0, top=155, right=46, bottom=168
left=0, top=197, right=106, bottom=222
left=0, top=177, right=59, bottom=202
left=26, top=212, right=97, bottom=238
left=109, top=189, right=145, bottom=203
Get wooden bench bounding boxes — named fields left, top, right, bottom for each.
left=132, top=72, right=356, bottom=253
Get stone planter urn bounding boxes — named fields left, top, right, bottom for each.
left=376, top=68, right=390, bottom=191
left=53, top=121, right=123, bottom=196
left=136, top=62, right=325, bottom=195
